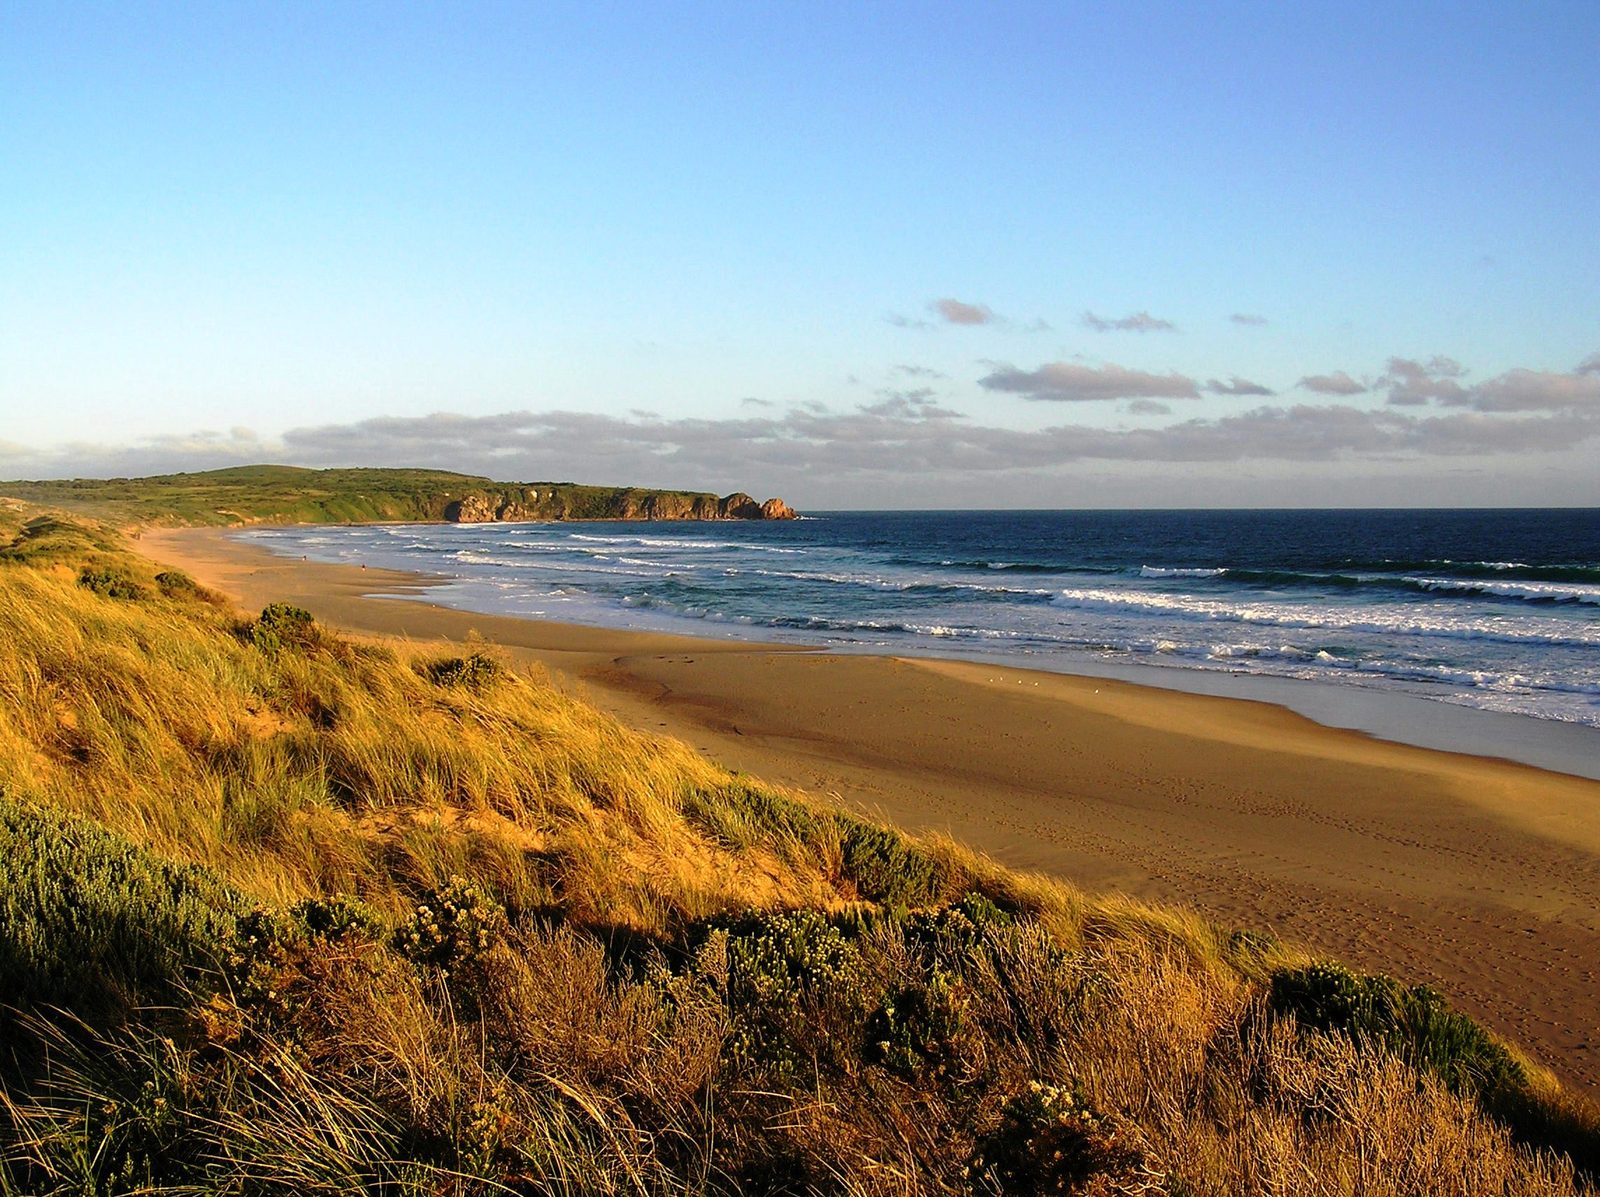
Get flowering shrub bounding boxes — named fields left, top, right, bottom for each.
left=394, top=876, right=507, bottom=968
left=717, top=910, right=870, bottom=1073
left=865, top=967, right=973, bottom=1078
left=968, top=1082, right=1157, bottom=1196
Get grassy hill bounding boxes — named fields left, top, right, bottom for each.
left=0, top=497, right=1596, bottom=1194
left=0, top=465, right=749, bottom=526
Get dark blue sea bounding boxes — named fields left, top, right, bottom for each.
left=246, top=509, right=1600, bottom=732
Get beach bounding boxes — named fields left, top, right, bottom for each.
left=141, top=525, right=1600, bottom=1096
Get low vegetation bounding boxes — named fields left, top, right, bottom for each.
left=0, top=498, right=1596, bottom=1194
left=0, top=464, right=732, bottom=527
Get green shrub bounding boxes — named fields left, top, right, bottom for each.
left=837, top=817, right=944, bottom=908
left=0, top=797, right=244, bottom=1015
left=77, top=566, right=144, bottom=600
left=153, top=569, right=199, bottom=598
left=394, top=876, right=506, bottom=968
left=968, top=1081, right=1152, bottom=1197
left=292, top=893, right=384, bottom=942
left=422, top=650, right=503, bottom=690
left=244, top=601, right=317, bottom=653
left=1264, top=961, right=1600, bottom=1178
left=1270, top=963, right=1525, bottom=1098
left=865, top=968, right=972, bottom=1079
left=905, top=891, right=1012, bottom=952
left=714, top=910, right=871, bottom=1073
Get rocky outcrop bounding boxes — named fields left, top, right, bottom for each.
left=642, top=492, right=723, bottom=520
left=442, top=486, right=797, bottom=523
left=444, top=495, right=498, bottom=523
left=717, top=493, right=763, bottom=520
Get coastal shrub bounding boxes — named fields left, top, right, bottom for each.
left=864, top=967, right=974, bottom=1079
left=244, top=601, right=317, bottom=653
left=905, top=890, right=1013, bottom=954
left=292, top=893, right=385, bottom=943
left=77, top=566, right=144, bottom=600
left=1270, top=963, right=1526, bottom=1099
left=968, top=1081, right=1155, bottom=1197
left=394, top=875, right=507, bottom=968
left=153, top=568, right=208, bottom=602
left=0, top=797, right=243, bottom=1015
left=717, top=910, right=871, bottom=1072
left=837, top=817, right=945, bottom=907
left=422, top=650, right=502, bottom=690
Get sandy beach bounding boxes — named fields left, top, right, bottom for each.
left=140, top=525, right=1600, bottom=1096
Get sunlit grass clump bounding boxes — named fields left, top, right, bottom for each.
left=0, top=501, right=1596, bottom=1195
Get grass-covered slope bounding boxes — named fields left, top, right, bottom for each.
left=1, top=499, right=1596, bottom=1195
left=0, top=464, right=746, bottom=526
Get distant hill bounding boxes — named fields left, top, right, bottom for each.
left=0, top=464, right=796, bottom=526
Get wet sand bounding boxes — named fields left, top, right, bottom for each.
left=140, top=525, right=1600, bottom=1096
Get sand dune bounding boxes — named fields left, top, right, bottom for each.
left=141, top=525, right=1600, bottom=1096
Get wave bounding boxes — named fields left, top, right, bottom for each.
left=565, top=533, right=805, bottom=553
left=1140, top=566, right=1226, bottom=579
left=1047, top=587, right=1600, bottom=648
left=1403, top=577, right=1600, bottom=605
left=1142, top=564, right=1600, bottom=606
left=934, top=558, right=1118, bottom=575
left=738, top=565, right=1055, bottom=599
left=1299, top=558, right=1600, bottom=584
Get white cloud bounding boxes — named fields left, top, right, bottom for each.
left=1442, top=368, right=1600, bottom=412
left=978, top=361, right=1201, bottom=402
left=1125, top=399, right=1172, bottom=416
left=1382, top=356, right=1468, bottom=406
left=1206, top=377, right=1275, bottom=397
left=1082, top=310, right=1176, bottom=333
left=931, top=298, right=996, bottom=325
left=1298, top=371, right=1366, bottom=396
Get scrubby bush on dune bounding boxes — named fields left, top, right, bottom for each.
left=1, top=508, right=1598, bottom=1195
left=421, top=649, right=503, bottom=691
left=243, top=600, right=319, bottom=654
left=77, top=565, right=145, bottom=599
left=0, top=798, right=244, bottom=1017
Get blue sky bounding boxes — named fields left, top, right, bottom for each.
left=3, top=1, right=1598, bottom=506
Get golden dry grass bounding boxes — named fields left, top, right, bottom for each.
left=1, top=504, right=1595, bottom=1195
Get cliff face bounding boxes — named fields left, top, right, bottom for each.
left=443, top=487, right=797, bottom=524
left=0, top=468, right=796, bottom=529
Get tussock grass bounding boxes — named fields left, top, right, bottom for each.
left=1, top=505, right=1597, bottom=1195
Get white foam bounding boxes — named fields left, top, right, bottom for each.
left=1140, top=566, right=1226, bottom=579
left=1405, top=576, right=1600, bottom=605
left=1047, top=586, right=1600, bottom=647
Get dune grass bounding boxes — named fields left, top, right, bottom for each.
left=0, top=500, right=1596, bottom=1195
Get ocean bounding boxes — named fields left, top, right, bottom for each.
left=244, top=508, right=1600, bottom=742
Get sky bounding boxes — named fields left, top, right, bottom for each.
left=2, top=1, right=1598, bottom=508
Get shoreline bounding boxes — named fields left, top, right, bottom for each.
left=232, top=519, right=1600, bottom=784
left=138, top=524, right=1600, bottom=1097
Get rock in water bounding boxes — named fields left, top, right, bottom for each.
left=718, top=493, right=763, bottom=519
